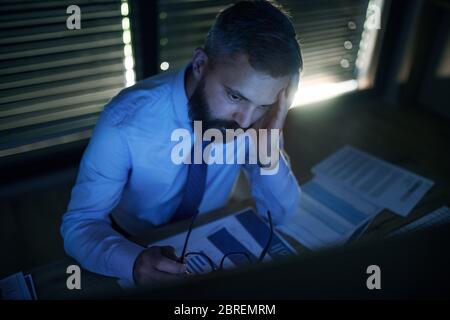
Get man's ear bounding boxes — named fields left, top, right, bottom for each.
left=191, top=47, right=209, bottom=81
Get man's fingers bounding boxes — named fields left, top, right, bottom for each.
left=161, top=246, right=179, bottom=261
left=155, top=254, right=187, bottom=274
left=277, top=88, right=289, bottom=115
left=139, top=268, right=187, bottom=286
left=279, top=88, right=287, bottom=104
left=134, top=246, right=189, bottom=287
left=152, top=269, right=187, bottom=282
left=286, top=73, right=299, bottom=108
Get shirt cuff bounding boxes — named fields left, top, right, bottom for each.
left=109, top=240, right=146, bottom=285
left=257, top=151, right=290, bottom=176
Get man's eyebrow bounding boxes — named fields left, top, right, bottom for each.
left=223, top=84, right=275, bottom=107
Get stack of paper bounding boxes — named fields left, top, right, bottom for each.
left=0, top=271, right=37, bottom=300
left=312, top=145, right=434, bottom=216
left=278, top=175, right=381, bottom=250
left=389, top=206, right=450, bottom=237
left=278, top=145, right=434, bottom=251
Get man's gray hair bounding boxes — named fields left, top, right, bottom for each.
left=204, top=0, right=303, bottom=77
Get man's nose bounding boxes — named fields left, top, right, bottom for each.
left=232, top=107, right=255, bottom=129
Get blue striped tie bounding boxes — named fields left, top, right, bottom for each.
left=170, top=141, right=208, bottom=223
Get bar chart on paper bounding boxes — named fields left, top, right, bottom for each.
left=186, top=252, right=216, bottom=274
left=312, top=145, right=434, bottom=216
left=151, top=208, right=297, bottom=275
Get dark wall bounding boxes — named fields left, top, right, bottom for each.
left=418, top=10, right=450, bottom=118
left=375, top=0, right=450, bottom=117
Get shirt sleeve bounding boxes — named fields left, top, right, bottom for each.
left=242, top=138, right=301, bottom=226
left=60, top=110, right=145, bottom=285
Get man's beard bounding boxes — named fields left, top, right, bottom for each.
left=188, top=77, right=240, bottom=133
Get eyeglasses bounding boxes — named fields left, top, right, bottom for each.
left=179, top=210, right=274, bottom=274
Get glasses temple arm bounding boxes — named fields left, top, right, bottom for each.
left=180, top=210, right=200, bottom=263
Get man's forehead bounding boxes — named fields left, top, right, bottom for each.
left=213, top=55, right=289, bottom=106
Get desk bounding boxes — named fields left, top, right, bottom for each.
left=28, top=96, right=450, bottom=299
left=283, top=95, right=450, bottom=241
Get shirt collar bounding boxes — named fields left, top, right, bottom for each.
left=171, top=62, right=192, bottom=126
